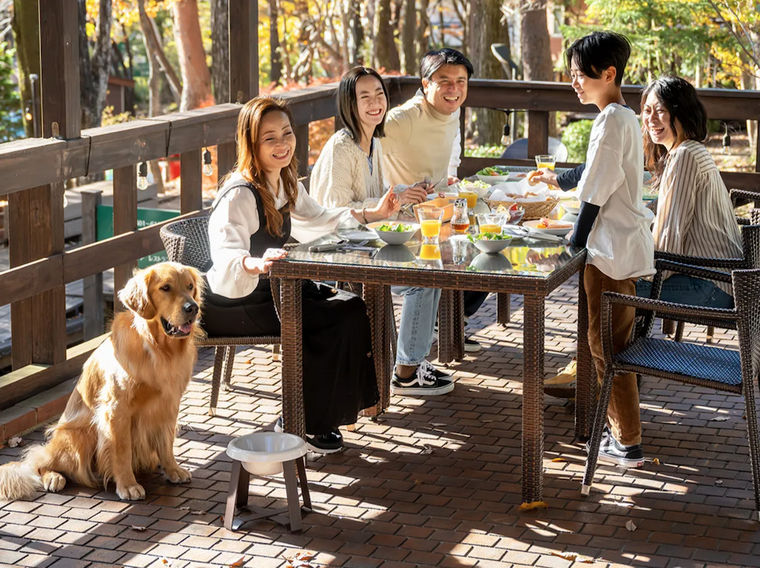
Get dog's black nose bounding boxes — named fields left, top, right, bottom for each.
left=183, top=301, right=198, bottom=316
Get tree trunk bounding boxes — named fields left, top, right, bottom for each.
left=269, top=0, right=282, bottom=85
left=172, top=0, right=213, bottom=111
left=137, top=0, right=182, bottom=104
left=348, top=0, right=364, bottom=66
left=521, top=2, right=554, bottom=138
left=468, top=0, right=505, bottom=146
left=11, top=0, right=39, bottom=137
left=78, top=0, right=113, bottom=129
left=520, top=3, right=552, bottom=82
left=373, top=0, right=400, bottom=71
left=400, top=0, right=416, bottom=74
left=210, top=0, right=229, bottom=103
left=292, top=0, right=312, bottom=82
left=416, top=0, right=430, bottom=61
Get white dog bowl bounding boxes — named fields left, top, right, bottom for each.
left=226, top=432, right=307, bottom=475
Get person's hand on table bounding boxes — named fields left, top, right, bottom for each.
left=242, top=248, right=288, bottom=275
left=393, top=183, right=428, bottom=205
left=528, top=169, right=560, bottom=189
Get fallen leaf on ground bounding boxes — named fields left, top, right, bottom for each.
left=421, top=444, right=433, bottom=455
left=284, top=551, right=317, bottom=567
left=161, top=558, right=171, bottom=565
left=652, top=457, right=660, bottom=465
left=130, top=525, right=147, bottom=532
left=519, top=501, right=548, bottom=511
left=715, top=479, right=723, bottom=485
left=551, top=457, right=566, bottom=462
left=625, top=520, right=637, bottom=532
left=228, top=558, right=245, bottom=567
left=7, top=437, right=23, bottom=448
left=551, top=551, right=593, bottom=562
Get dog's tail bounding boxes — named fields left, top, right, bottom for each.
left=0, top=445, right=47, bottom=500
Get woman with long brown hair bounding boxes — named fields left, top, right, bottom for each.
left=205, top=96, right=398, bottom=453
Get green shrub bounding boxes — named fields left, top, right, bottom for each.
left=0, top=42, right=23, bottom=142
left=465, top=144, right=504, bottom=158
left=561, top=119, right=594, bottom=163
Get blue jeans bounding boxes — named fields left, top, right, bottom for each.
left=636, top=274, right=734, bottom=309
left=392, top=286, right=441, bottom=366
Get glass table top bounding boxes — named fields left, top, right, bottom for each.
left=284, top=228, right=584, bottom=280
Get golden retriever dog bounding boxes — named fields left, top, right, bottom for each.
left=0, top=262, right=203, bottom=501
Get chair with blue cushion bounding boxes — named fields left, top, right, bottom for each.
left=582, top=267, right=760, bottom=520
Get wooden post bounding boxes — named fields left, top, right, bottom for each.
left=180, top=149, right=203, bottom=213
left=8, top=0, right=78, bottom=369
left=527, top=110, right=549, bottom=158
left=113, top=165, right=138, bottom=306
left=81, top=189, right=104, bottom=339
left=217, top=142, right=236, bottom=184
left=295, top=124, right=309, bottom=181
left=229, top=1, right=258, bottom=103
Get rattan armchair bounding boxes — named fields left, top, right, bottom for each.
left=582, top=267, right=760, bottom=521
left=160, top=215, right=281, bottom=416
left=730, top=189, right=760, bottom=225
left=650, top=223, right=760, bottom=341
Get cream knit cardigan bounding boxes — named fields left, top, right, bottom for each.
left=310, top=128, right=386, bottom=209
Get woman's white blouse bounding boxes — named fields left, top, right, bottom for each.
left=206, top=173, right=357, bottom=298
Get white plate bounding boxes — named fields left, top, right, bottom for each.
left=337, top=229, right=376, bottom=243
left=522, top=219, right=574, bottom=237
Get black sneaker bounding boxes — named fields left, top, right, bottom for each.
left=392, top=362, right=454, bottom=396
left=464, top=336, right=482, bottom=352
left=418, top=360, right=452, bottom=379
left=586, top=428, right=644, bottom=468
left=306, top=431, right=343, bottom=454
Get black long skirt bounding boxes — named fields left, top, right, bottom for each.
left=202, top=280, right=379, bottom=434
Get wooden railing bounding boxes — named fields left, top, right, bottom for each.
left=1, top=77, right=759, bottom=410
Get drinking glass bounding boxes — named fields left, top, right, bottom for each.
left=477, top=213, right=506, bottom=235
left=535, top=154, right=556, bottom=171
left=418, top=207, right=443, bottom=244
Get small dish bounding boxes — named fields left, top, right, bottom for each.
left=338, top=229, right=376, bottom=243
left=367, top=221, right=419, bottom=245
left=476, top=166, right=510, bottom=184
left=522, top=219, right=574, bottom=236
left=468, top=232, right=514, bottom=254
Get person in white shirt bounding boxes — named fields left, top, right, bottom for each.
left=637, top=76, right=742, bottom=307
left=310, top=67, right=455, bottom=396
left=565, top=31, right=655, bottom=468
left=205, top=97, right=398, bottom=454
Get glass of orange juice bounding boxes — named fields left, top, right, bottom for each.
left=458, top=189, right=478, bottom=210
left=477, top=213, right=506, bottom=235
left=535, top=154, right=556, bottom=171
left=418, top=207, right=443, bottom=244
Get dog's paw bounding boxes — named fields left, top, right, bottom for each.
left=41, top=471, right=66, bottom=493
left=164, top=466, right=192, bottom=484
left=116, top=483, right=146, bottom=501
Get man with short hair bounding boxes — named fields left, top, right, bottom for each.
left=383, top=48, right=487, bottom=363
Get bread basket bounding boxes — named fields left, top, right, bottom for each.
left=485, top=196, right=559, bottom=220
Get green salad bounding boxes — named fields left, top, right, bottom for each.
left=477, top=166, right=509, bottom=176
left=468, top=232, right=511, bottom=242
left=377, top=223, right=413, bottom=232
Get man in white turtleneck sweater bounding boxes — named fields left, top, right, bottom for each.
left=382, top=48, right=470, bottom=187
left=382, top=49, right=487, bottom=390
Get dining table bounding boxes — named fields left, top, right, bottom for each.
left=270, top=225, right=594, bottom=504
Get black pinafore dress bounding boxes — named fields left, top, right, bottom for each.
left=203, top=183, right=379, bottom=434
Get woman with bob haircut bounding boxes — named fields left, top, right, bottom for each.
left=310, top=67, right=454, bottom=397
left=310, top=66, right=427, bottom=208
left=205, top=96, right=398, bottom=453
left=637, top=75, right=742, bottom=307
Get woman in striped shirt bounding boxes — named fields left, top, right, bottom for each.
left=636, top=76, right=742, bottom=308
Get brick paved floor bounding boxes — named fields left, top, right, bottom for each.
left=2, top=277, right=760, bottom=567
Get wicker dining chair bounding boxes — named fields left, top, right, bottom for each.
left=730, top=189, right=760, bottom=225
left=582, top=267, right=760, bottom=520
left=160, top=215, right=281, bottom=416
left=651, top=223, right=760, bottom=342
